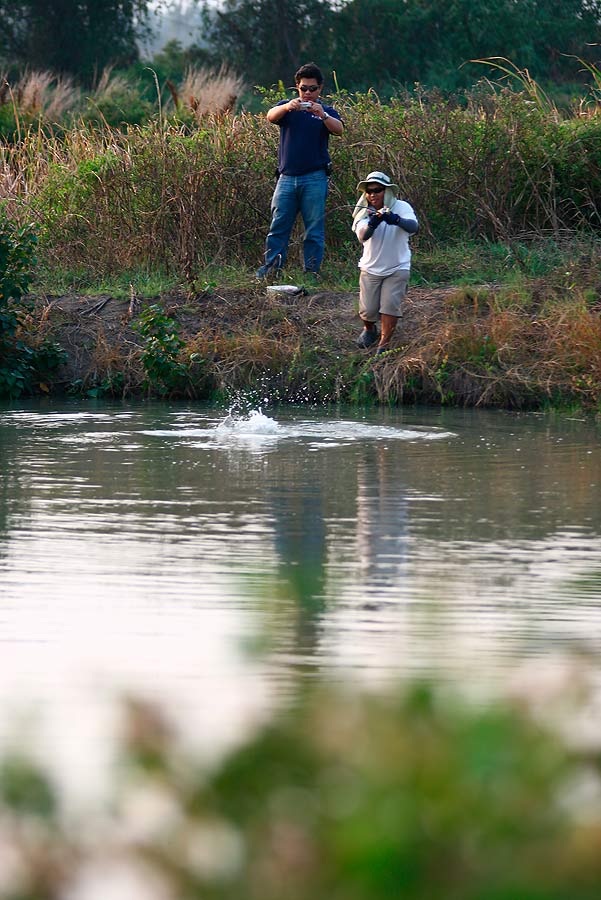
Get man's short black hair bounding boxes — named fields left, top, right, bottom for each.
left=295, top=62, right=323, bottom=85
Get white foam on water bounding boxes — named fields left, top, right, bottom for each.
left=279, top=420, right=455, bottom=442
left=215, top=409, right=280, bottom=435
left=140, top=411, right=455, bottom=447
left=211, top=409, right=455, bottom=443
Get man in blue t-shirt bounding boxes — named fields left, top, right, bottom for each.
left=256, top=62, right=343, bottom=280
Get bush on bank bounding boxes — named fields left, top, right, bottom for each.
left=0, top=214, right=64, bottom=399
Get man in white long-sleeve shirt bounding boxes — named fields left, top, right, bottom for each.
left=352, top=171, right=418, bottom=354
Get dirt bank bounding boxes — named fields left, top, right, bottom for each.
left=31, top=281, right=601, bottom=409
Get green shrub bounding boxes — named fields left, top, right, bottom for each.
left=0, top=215, right=37, bottom=398
left=0, top=102, right=19, bottom=142
left=0, top=214, right=65, bottom=398
left=133, top=302, right=189, bottom=396
left=81, top=81, right=156, bottom=129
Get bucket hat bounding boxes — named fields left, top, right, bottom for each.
left=356, top=171, right=398, bottom=193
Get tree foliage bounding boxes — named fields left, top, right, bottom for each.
left=200, top=0, right=601, bottom=91
left=0, top=0, right=153, bottom=83
left=2, top=0, right=600, bottom=95
left=203, top=0, right=335, bottom=91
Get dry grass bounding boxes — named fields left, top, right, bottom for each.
left=371, top=285, right=601, bottom=408
left=174, top=65, right=246, bottom=118
left=1, top=69, right=80, bottom=121
left=28, top=282, right=601, bottom=409
left=3, top=82, right=601, bottom=277
left=0, top=108, right=273, bottom=276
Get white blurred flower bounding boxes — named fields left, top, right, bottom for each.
left=555, top=767, right=601, bottom=825
left=117, top=782, right=182, bottom=843
left=63, top=857, right=175, bottom=900
left=0, top=828, right=29, bottom=894
left=506, top=655, right=601, bottom=750
left=178, top=820, right=245, bottom=882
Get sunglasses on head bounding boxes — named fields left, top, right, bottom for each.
left=365, top=185, right=385, bottom=194
left=299, top=84, right=320, bottom=93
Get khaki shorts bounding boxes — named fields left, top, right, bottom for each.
left=359, top=269, right=409, bottom=321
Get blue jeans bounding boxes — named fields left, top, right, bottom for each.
left=263, top=170, right=328, bottom=273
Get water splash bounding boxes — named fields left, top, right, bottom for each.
left=216, top=409, right=280, bottom=435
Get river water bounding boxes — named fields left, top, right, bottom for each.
left=1, top=400, right=601, bottom=798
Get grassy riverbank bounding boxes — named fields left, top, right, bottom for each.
left=2, top=80, right=601, bottom=409
left=27, top=256, right=601, bottom=410
left=23, top=234, right=601, bottom=411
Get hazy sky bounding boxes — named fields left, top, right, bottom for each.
left=145, top=0, right=208, bottom=53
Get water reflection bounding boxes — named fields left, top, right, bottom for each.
left=356, top=444, right=409, bottom=589
left=271, top=480, right=327, bottom=654
left=1, top=400, right=601, bottom=793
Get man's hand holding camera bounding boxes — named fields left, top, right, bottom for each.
left=288, top=98, right=327, bottom=118
left=364, top=206, right=418, bottom=239
left=367, top=210, right=384, bottom=229
left=287, top=98, right=314, bottom=112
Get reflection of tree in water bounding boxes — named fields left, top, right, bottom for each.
left=266, top=442, right=411, bottom=655
left=271, top=482, right=327, bottom=654
left=356, top=444, right=409, bottom=592
left=0, top=416, right=26, bottom=559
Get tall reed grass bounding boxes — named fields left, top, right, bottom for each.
left=0, top=64, right=246, bottom=136
left=175, top=65, right=246, bottom=119
left=0, top=69, right=80, bottom=124
left=1, top=69, right=601, bottom=280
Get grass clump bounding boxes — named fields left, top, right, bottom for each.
left=372, top=274, right=601, bottom=410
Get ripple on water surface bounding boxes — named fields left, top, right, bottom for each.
left=1, top=402, right=601, bottom=798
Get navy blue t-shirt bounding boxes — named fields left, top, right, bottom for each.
left=275, top=100, right=342, bottom=176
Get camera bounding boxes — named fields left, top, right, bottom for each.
left=300, top=101, right=312, bottom=108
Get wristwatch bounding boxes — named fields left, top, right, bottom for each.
left=322, top=112, right=330, bottom=121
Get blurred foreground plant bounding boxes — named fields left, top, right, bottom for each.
left=1, top=682, right=601, bottom=899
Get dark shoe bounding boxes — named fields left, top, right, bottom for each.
left=256, top=263, right=281, bottom=280
left=303, top=271, right=321, bottom=289
left=356, top=327, right=379, bottom=349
